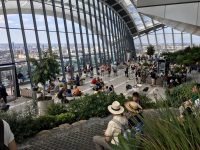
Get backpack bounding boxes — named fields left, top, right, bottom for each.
left=0, top=120, right=9, bottom=150
left=126, top=84, right=132, bottom=90
left=112, top=119, right=130, bottom=140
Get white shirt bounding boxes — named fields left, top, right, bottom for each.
left=105, top=115, right=128, bottom=145
left=2, top=120, right=14, bottom=147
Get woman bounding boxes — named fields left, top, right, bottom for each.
left=93, top=101, right=128, bottom=150
left=124, top=101, right=143, bottom=134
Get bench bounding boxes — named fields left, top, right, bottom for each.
left=20, top=88, right=32, bottom=98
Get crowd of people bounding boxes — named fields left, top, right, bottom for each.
left=122, top=58, right=190, bottom=88
left=45, top=78, right=84, bottom=103
left=90, top=77, right=114, bottom=94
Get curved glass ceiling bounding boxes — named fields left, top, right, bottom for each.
left=122, top=0, right=160, bottom=32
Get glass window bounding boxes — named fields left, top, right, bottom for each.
left=192, top=34, right=200, bottom=46
left=24, top=30, right=39, bottom=59
left=0, top=28, right=12, bottom=64
left=0, top=10, right=6, bottom=28
left=156, top=29, right=165, bottom=51
left=9, top=29, right=26, bottom=62
left=16, top=62, right=30, bottom=82
left=140, top=34, right=148, bottom=50
left=134, top=37, right=142, bottom=52
left=148, top=33, right=156, bottom=45
left=165, top=33, right=173, bottom=50
left=142, top=15, right=153, bottom=27
left=140, top=34, right=148, bottom=45
left=164, top=27, right=172, bottom=33
left=183, top=33, right=191, bottom=47
left=57, top=18, right=65, bottom=32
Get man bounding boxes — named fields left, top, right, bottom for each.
left=109, top=85, right=114, bottom=93
left=112, top=63, right=118, bottom=76
left=124, top=65, right=129, bottom=77
left=0, top=82, right=8, bottom=104
left=135, top=68, right=141, bottom=84
left=89, top=65, right=93, bottom=78
left=93, top=101, right=128, bottom=150
left=17, top=72, right=25, bottom=83
left=75, top=74, right=80, bottom=86
left=104, top=86, right=110, bottom=94
left=132, top=92, right=141, bottom=105
left=57, top=86, right=67, bottom=103
left=107, top=65, right=111, bottom=77
left=150, top=70, right=157, bottom=86
left=0, top=119, right=17, bottom=150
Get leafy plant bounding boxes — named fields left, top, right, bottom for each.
left=47, top=103, right=68, bottom=116
left=68, top=93, right=127, bottom=120
left=116, top=109, right=200, bottom=150
left=166, top=82, right=199, bottom=107
left=30, top=52, right=60, bottom=98
left=55, top=112, right=76, bottom=124
left=146, top=45, right=155, bottom=58
left=162, top=46, right=200, bottom=65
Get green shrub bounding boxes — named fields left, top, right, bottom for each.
left=140, top=95, right=156, bottom=109
left=35, top=115, right=56, bottom=130
left=166, top=82, right=199, bottom=107
left=68, top=93, right=126, bottom=120
left=162, top=46, right=200, bottom=65
left=56, top=112, right=76, bottom=124
left=47, top=103, right=68, bottom=115
left=0, top=111, right=38, bottom=143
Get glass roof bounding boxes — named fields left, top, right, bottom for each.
left=122, top=0, right=161, bottom=33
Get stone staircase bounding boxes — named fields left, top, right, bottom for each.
left=18, top=116, right=112, bottom=150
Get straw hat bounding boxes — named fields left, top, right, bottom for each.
left=108, top=101, right=124, bottom=115
left=183, top=100, right=193, bottom=108
left=124, top=101, right=142, bottom=114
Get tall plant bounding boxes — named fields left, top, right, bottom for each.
left=146, top=45, right=155, bottom=58
left=162, top=46, right=200, bottom=65
left=30, top=52, right=60, bottom=98
left=115, top=110, right=200, bottom=150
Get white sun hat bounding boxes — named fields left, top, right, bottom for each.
left=108, top=101, right=124, bottom=115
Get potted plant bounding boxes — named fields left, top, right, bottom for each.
left=30, top=52, right=60, bottom=116
left=146, top=45, right=155, bottom=60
